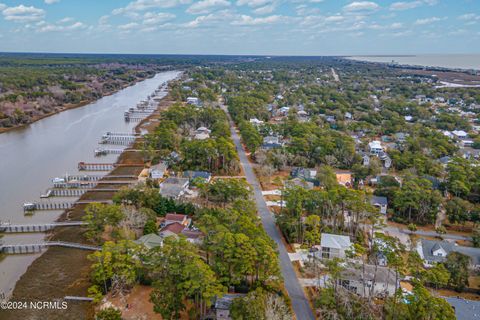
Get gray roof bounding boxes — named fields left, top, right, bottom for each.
left=341, top=264, right=397, bottom=286
left=421, top=239, right=480, bottom=265
left=215, top=294, right=246, bottom=310
left=321, top=233, right=351, bottom=250
left=134, top=233, right=163, bottom=249
left=160, top=185, right=186, bottom=198
left=370, top=195, right=388, bottom=206
left=445, top=297, right=480, bottom=320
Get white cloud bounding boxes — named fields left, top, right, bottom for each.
left=253, top=4, right=276, bottom=15
left=343, top=1, right=379, bottom=12
left=390, top=0, right=437, bottom=11
left=183, top=10, right=233, bottom=28
left=231, top=14, right=282, bottom=25
left=0, top=3, right=6, bottom=11
left=3, top=5, right=45, bottom=22
left=414, top=16, right=445, bottom=25
left=44, top=0, right=60, bottom=4
left=389, top=1, right=421, bottom=11
left=58, top=17, right=73, bottom=23
left=118, top=22, right=139, bottom=30
left=390, top=22, right=403, bottom=29
left=187, top=0, right=230, bottom=14
left=236, top=0, right=272, bottom=7
left=143, top=12, right=176, bottom=24
left=325, top=15, right=345, bottom=23
left=38, top=21, right=86, bottom=32
left=113, top=0, right=191, bottom=15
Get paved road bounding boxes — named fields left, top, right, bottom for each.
left=223, top=106, right=315, bottom=320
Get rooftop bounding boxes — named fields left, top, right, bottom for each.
left=321, top=233, right=351, bottom=250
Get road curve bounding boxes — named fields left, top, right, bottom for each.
left=222, top=105, right=315, bottom=320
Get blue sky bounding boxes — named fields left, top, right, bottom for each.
left=0, top=0, right=478, bottom=55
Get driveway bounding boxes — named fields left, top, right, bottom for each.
left=223, top=105, right=315, bottom=320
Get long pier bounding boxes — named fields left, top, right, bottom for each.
left=53, top=180, right=135, bottom=189
left=0, top=221, right=86, bottom=233
left=23, top=200, right=113, bottom=212
left=42, top=188, right=120, bottom=198
left=78, top=162, right=116, bottom=171
left=0, top=241, right=101, bottom=254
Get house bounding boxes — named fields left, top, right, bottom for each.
left=453, top=130, right=468, bottom=139
left=134, top=233, right=163, bottom=249
left=286, top=178, right=314, bottom=190
left=404, top=115, right=413, bottom=122
left=368, top=141, right=384, bottom=155
left=335, top=171, right=353, bottom=187
left=159, top=222, right=203, bottom=244
left=164, top=213, right=191, bottom=227
left=345, top=112, right=353, bottom=120
left=417, top=239, right=480, bottom=269
left=183, top=170, right=212, bottom=183
left=444, top=297, right=480, bottom=320
left=186, top=97, right=201, bottom=106
left=262, top=136, right=282, bottom=150
left=194, top=126, right=211, bottom=140
left=149, top=162, right=168, bottom=179
left=277, top=106, right=290, bottom=116
left=338, top=264, right=398, bottom=297
left=318, top=233, right=351, bottom=259
left=249, top=118, right=264, bottom=125
left=370, top=195, right=388, bottom=215
left=291, top=167, right=317, bottom=181
left=215, top=294, right=246, bottom=320
left=159, top=177, right=189, bottom=199
left=461, top=140, right=474, bottom=147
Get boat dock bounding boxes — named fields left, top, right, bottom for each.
left=0, top=221, right=86, bottom=233
left=0, top=241, right=101, bottom=254
left=23, top=200, right=113, bottom=212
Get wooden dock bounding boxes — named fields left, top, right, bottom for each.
left=0, top=241, right=101, bottom=254
left=23, top=200, right=113, bottom=212
left=0, top=221, right=86, bottom=233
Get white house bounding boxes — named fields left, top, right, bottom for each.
left=186, top=97, right=200, bottom=106
left=368, top=141, right=384, bottom=155
left=452, top=130, right=468, bottom=139
left=149, top=162, right=167, bottom=179
left=249, top=118, right=264, bottom=125
left=318, top=233, right=351, bottom=259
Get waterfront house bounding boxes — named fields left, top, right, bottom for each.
left=164, top=213, right=191, bottom=227
left=149, top=162, right=168, bottom=179
left=370, top=195, right=388, bottom=215
left=318, top=233, right=351, bottom=259
left=194, top=126, right=211, bottom=140
left=453, top=130, right=468, bottom=139
left=134, top=233, right=163, bottom=249
left=159, top=177, right=189, bottom=199
left=186, top=97, right=201, bottom=106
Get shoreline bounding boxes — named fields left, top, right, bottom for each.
left=0, top=73, right=160, bottom=135
left=345, top=55, right=480, bottom=73
left=0, top=73, right=179, bottom=320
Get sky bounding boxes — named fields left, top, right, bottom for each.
left=0, top=0, right=479, bottom=55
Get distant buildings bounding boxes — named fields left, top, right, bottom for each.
left=262, top=136, right=282, bottom=150
left=159, top=177, right=190, bottom=199
left=149, top=162, right=168, bottom=179
left=368, top=140, right=384, bottom=155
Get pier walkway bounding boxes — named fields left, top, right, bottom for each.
left=0, top=221, right=86, bottom=233
left=0, top=241, right=101, bottom=254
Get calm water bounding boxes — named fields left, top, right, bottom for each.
left=0, top=70, right=180, bottom=297
left=348, top=54, right=480, bottom=70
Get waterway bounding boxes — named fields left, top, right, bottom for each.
left=0, top=70, right=181, bottom=297
left=348, top=54, right=480, bottom=71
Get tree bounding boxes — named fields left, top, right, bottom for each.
left=83, top=203, right=125, bottom=242
left=143, top=218, right=158, bottom=235
left=473, top=226, right=480, bottom=248
left=421, top=263, right=450, bottom=290
left=444, top=251, right=470, bottom=291
left=95, top=307, right=122, bottom=320
left=385, top=282, right=455, bottom=320
left=446, top=197, right=473, bottom=225
left=230, top=289, right=291, bottom=320
left=316, top=165, right=338, bottom=190
left=146, top=237, right=224, bottom=319
left=88, top=240, right=140, bottom=297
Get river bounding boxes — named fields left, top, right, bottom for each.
left=0, top=70, right=181, bottom=297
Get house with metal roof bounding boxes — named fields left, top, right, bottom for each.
left=370, top=195, right=388, bottom=215
left=445, top=297, right=480, bottom=320
left=318, top=233, right=352, bottom=259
